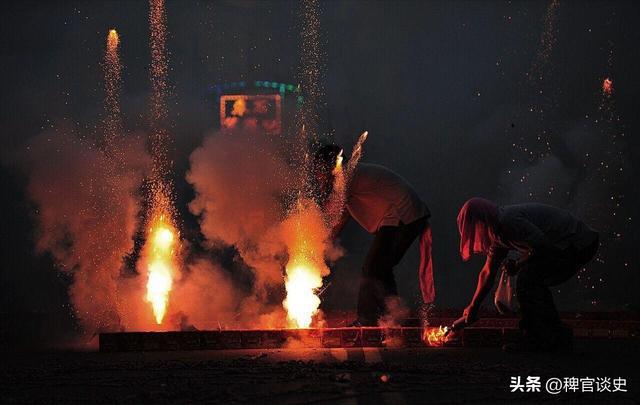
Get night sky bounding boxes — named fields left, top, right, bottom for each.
left=1, top=1, right=639, bottom=344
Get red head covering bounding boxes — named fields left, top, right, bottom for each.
left=457, top=197, right=499, bottom=261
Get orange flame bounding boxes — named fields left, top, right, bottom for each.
left=107, top=29, right=119, bottom=48
left=345, top=131, right=368, bottom=180
left=423, top=325, right=449, bottom=346
left=282, top=200, right=329, bottom=328
left=145, top=212, right=177, bottom=324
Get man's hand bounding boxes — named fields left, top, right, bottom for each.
left=447, top=305, right=479, bottom=336
left=462, top=304, right=479, bottom=325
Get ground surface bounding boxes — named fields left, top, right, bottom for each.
left=2, top=339, right=638, bottom=404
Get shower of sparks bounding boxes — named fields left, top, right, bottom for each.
left=529, top=0, right=560, bottom=84
left=142, top=0, right=179, bottom=325
left=345, top=131, right=369, bottom=180
left=297, top=0, right=323, bottom=146
left=280, top=0, right=331, bottom=328
left=324, top=131, right=369, bottom=230
left=507, top=0, right=561, bottom=201
left=103, top=29, right=122, bottom=153
left=294, top=0, right=324, bottom=192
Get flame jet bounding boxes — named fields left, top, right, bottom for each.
left=141, top=0, right=180, bottom=325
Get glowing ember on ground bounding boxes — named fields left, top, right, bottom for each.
left=424, top=325, right=449, bottom=346
left=145, top=212, right=178, bottom=324
left=602, top=77, right=613, bottom=95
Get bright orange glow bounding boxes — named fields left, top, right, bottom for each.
left=602, top=78, right=613, bottom=95
left=283, top=263, right=323, bottom=328
left=103, top=28, right=122, bottom=151
left=153, top=226, right=174, bottom=250
left=231, top=98, right=247, bottom=117
left=107, top=29, right=119, bottom=48
left=345, top=131, right=369, bottom=179
left=332, top=149, right=343, bottom=175
left=145, top=213, right=177, bottom=324
left=423, top=325, right=449, bottom=346
left=282, top=200, right=330, bottom=328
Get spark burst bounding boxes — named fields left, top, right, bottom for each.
left=103, top=29, right=122, bottom=151
left=142, top=0, right=179, bottom=325
left=281, top=0, right=330, bottom=329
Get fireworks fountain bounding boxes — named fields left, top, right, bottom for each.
left=141, top=0, right=180, bottom=326
left=103, top=29, right=122, bottom=152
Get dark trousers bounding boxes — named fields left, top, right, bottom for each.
left=356, top=217, right=428, bottom=325
left=516, top=237, right=599, bottom=343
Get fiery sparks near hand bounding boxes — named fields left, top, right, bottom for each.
left=424, top=326, right=449, bottom=346
left=145, top=212, right=178, bottom=324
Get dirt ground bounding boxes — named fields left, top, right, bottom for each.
left=1, top=340, right=638, bottom=404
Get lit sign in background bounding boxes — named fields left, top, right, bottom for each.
left=220, top=94, right=282, bottom=134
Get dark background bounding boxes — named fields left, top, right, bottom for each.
left=1, top=0, right=639, bottom=345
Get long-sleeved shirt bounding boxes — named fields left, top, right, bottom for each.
left=492, top=203, right=598, bottom=255
left=346, top=163, right=430, bottom=233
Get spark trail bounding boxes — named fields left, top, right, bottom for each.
left=142, top=0, right=179, bottom=325
left=103, top=29, right=122, bottom=152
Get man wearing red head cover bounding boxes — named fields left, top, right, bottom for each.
left=313, top=144, right=434, bottom=327
left=454, top=197, right=599, bottom=352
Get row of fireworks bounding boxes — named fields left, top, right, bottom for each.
left=101, top=0, right=365, bottom=331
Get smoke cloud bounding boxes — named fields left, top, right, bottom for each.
left=24, top=125, right=150, bottom=334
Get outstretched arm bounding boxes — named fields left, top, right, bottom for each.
left=455, top=247, right=508, bottom=328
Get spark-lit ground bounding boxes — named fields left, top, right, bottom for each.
left=2, top=340, right=637, bottom=404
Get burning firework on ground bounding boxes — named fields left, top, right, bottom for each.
left=282, top=200, right=330, bottom=329
left=423, top=326, right=450, bottom=347
left=144, top=208, right=179, bottom=324
left=140, top=0, right=180, bottom=326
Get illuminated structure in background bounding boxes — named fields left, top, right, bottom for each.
left=220, top=94, right=282, bottom=134
left=214, top=80, right=303, bottom=135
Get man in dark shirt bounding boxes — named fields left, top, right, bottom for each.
left=454, top=197, right=599, bottom=352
